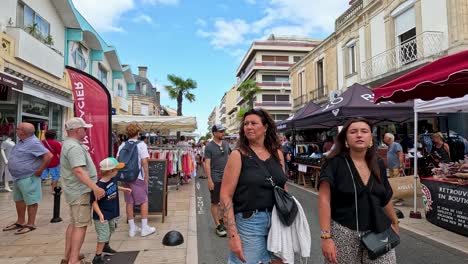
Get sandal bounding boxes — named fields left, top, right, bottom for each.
left=14, top=225, right=36, bottom=235
left=3, top=223, right=24, bottom=231
left=60, top=253, right=86, bottom=264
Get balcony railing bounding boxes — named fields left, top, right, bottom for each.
left=239, top=59, right=256, bottom=84
left=6, top=27, right=64, bottom=78
left=254, top=102, right=291, bottom=107
left=309, top=86, right=328, bottom=103
left=335, top=0, right=363, bottom=29
left=361, top=31, right=444, bottom=81
left=293, top=95, right=307, bottom=108
left=258, top=81, right=290, bottom=87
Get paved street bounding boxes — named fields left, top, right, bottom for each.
left=196, top=177, right=468, bottom=264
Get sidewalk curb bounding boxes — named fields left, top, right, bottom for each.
left=287, top=182, right=468, bottom=255
left=186, top=180, right=198, bottom=264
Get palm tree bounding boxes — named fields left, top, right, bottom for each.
left=165, top=74, right=197, bottom=116
left=238, top=79, right=261, bottom=110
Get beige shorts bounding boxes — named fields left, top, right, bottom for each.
left=69, top=193, right=92, bottom=227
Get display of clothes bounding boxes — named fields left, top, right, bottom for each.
left=148, top=147, right=196, bottom=178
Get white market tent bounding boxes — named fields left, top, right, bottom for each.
left=414, top=94, right=468, bottom=113
left=112, top=115, right=197, bottom=134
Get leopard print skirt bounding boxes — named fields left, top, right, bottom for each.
left=324, top=221, right=397, bottom=264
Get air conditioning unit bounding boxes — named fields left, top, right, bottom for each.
left=329, top=89, right=342, bottom=102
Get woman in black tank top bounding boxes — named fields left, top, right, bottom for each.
left=431, top=132, right=451, bottom=164
left=220, top=108, right=287, bottom=264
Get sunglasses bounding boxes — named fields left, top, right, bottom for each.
left=219, top=146, right=225, bottom=154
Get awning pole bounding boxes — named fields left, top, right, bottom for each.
left=410, top=110, right=422, bottom=219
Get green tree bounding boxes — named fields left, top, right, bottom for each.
left=237, top=106, right=249, bottom=121
left=165, top=74, right=197, bottom=116
left=238, top=79, right=261, bottom=110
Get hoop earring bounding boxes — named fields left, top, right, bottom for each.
left=368, top=140, right=373, bottom=149
left=345, top=141, right=349, bottom=148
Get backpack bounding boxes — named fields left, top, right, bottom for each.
left=117, top=140, right=141, bottom=182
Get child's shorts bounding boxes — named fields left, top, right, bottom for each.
left=94, top=218, right=117, bottom=243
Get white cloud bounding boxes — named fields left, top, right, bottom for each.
left=198, top=0, right=348, bottom=52
left=196, top=18, right=207, bottom=27
left=197, top=19, right=250, bottom=49
left=142, top=0, right=179, bottom=5
left=133, top=14, right=153, bottom=24
left=72, top=0, right=135, bottom=32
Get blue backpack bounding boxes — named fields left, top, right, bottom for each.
left=117, top=141, right=141, bottom=182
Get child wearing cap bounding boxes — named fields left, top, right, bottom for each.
left=90, top=157, right=131, bottom=264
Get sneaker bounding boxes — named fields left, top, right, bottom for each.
left=216, top=224, right=227, bottom=237
left=141, top=225, right=156, bottom=237
left=102, top=243, right=117, bottom=256
left=92, top=255, right=104, bottom=264
left=129, top=225, right=141, bottom=237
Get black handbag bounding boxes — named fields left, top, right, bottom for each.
left=345, top=159, right=400, bottom=260
left=250, top=148, right=298, bottom=226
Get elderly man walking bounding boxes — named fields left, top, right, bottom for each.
left=2, top=123, right=52, bottom=235
left=61, top=118, right=105, bottom=264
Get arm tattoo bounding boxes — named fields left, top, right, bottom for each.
left=219, top=201, right=238, bottom=238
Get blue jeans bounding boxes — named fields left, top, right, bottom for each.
left=228, top=211, right=277, bottom=264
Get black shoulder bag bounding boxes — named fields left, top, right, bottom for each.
left=249, top=148, right=298, bottom=226
left=345, top=158, right=400, bottom=260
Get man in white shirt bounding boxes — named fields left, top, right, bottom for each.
left=117, top=124, right=156, bottom=237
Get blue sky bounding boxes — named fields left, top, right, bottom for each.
left=72, top=0, right=349, bottom=136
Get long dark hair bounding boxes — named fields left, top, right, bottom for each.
left=238, top=108, right=281, bottom=161
left=326, top=117, right=381, bottom=181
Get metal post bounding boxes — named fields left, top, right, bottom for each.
left=410, top=111, right=422, bottom=219
left=50, top=187, right=63, bottom=223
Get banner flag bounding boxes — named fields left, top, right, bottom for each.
left=67, top=66, right=112, bottom=173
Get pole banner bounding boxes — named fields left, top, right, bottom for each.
left=66, top=66, right=112, bottom=172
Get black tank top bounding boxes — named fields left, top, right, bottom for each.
left=233, top=151, right=288, bottom=213
left=432, top=144, right=451, bottom=163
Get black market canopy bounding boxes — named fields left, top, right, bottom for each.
left=276, top=101, right=320, bottom=131
left=294, top=83, right=415, bottom=129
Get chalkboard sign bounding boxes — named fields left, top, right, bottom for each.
left=134, top=159, right=168, bottom=222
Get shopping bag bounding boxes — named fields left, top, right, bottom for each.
left=388, top=176, right=422, bottom=199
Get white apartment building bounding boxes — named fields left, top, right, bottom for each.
left=236, top=35, right=321, bottom=122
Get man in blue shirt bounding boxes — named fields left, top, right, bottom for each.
left=2, top=123, right=52, bottom=235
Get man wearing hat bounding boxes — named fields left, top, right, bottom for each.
left=60, top=117, right=105, bottom=264
left=204, top=124, right=230, bottom=237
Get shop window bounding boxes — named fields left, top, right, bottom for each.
left=72, top=44, right=87, bottom=71
left=98, top=65, right=108, bottom=87
left=22, top=94, right=49, bottom=117
left=117, top=83, right=123, bottom=97
left=50, top=104, right=63, bottom=140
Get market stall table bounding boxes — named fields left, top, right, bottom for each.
left=293, top=162, right=321, bottom=191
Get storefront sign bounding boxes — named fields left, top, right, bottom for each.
left=0, top=72, right=23, bottom=101
left=67, top=66, right=112, bottom=173
left=421, top=178, right=468, bottom=237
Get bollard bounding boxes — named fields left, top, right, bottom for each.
left=50, top=186, right=63, bottom=223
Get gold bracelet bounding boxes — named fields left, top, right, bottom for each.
left=320, top=234, right=332, bottom=239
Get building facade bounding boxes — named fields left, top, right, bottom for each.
left=236, top=35, right=321, bottom=122
left=128, top=66, right=161, bottom=116
left=225, top=85, right=239, bottom=135
left=292, top=0, right=468, bottom=114
left=0, top=0, right=77, bottom=140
